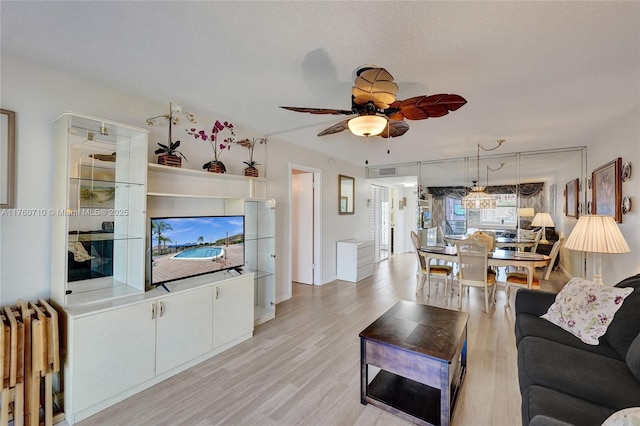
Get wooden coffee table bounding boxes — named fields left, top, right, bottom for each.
left=360, top=300, right=469, bottom=426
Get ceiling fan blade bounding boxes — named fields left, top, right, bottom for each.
left=352, top=67, right=398, bottom=109
left=280, top=106, right=354, bottom=115
left=317, top=118, right=351, bottom=136
left=379, top=120, right=410, bottom=138
left=388, top=94, right=467, bottom=120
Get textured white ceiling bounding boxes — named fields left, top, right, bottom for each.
left=2, top=1, right=639, bottom=167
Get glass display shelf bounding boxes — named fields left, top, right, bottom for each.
left=53, top=113, right=148, bottom=307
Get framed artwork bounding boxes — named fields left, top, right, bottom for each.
left=592, top=157, right=622, bottom=223
left=0, top=109, right=16, bottom=208
left=338, top=174, right=354, bottom=214
left=549, top=184, right=557, bottom=215
left=565, top=179, right=579, bottom=218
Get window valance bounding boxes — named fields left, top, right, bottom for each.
left=427, top=182, right=544, bottom=199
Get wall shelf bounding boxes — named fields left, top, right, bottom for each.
left=148, top=163, right=267, bottom=182
left=148, top=163, right=267, bottom=200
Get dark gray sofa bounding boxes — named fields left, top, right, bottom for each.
left=515, top=274, right=640, bottom=426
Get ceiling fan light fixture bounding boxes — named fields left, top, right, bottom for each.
left=347, top=115, right=387, bottom=137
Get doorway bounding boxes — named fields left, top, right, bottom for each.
left=289, top=165, right=322, bottom=286
left=370, top=184, right=390, bottom=263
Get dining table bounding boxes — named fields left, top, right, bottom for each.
left=418, top=245, right=550, bottom=294
left=443, top=235, right=536, bottom=251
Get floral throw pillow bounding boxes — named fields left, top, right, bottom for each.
left=541, top=277, right=633, bottom=345
left=602, top=407, right=640, bottom=426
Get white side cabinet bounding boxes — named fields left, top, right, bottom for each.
left=336, top=239, right=374, bottom=282
left=63, top=273, right=253, bottom=424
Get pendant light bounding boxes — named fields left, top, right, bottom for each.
left=461, top=139, right=505, bottom=209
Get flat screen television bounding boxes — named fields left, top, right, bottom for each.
left=149, top=215, right=245, bottom=287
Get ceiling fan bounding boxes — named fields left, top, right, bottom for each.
left=280, top=65, right=467, bottom=139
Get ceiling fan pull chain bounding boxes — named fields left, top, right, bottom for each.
left=365, top=134, right=369, bottom=165
left=386, top=119, right=391, bottom=155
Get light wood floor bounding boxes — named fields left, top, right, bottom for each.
left=78, top=253, right=568, bottom=426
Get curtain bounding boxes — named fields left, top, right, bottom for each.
left=428, top=182, right=544, bottom=199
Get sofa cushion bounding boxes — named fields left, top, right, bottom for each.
left=626, top=333, right=640, bottom=382
left=540, top=278, right=633, bottom=345
left=515, top=313, right=621, bottom=359
left=603, top=274, right=640, bottom=358
left=517, top=336, right=640, bottom=410
left=522, top=385, right=615, bottom=426
left=515, top=289, right=557, bottom=317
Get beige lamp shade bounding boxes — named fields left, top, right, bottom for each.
left=518, top=208, right=535, bottom=217
left=564, top=215, right=630, bottom=284
left=347, top=115, right=387, bottom=136
left=531, top=212, right=555, bottom=227
left=564, top=215, right=630, bottom=254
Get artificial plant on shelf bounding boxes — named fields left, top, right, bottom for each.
left=187, top=120, right=236, bottom=173
left=235, top=137, right=267, bottom=177
left=146, top=102, right=196, bottom=167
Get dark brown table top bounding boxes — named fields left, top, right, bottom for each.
left=360, top=300, right=469, bottom=362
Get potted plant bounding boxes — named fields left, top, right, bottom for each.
left=146, top=102, right=196, bottom=168
left=236, top=137, right=267, bottom=177
left=154, top=140, right=187, bottom=167
left=187, top=120, right=236, bottom=173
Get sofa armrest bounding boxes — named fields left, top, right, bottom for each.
left=515, top=289, right=557, bottom=317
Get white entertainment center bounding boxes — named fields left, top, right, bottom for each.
left=51, top=113, right=275, bottom=424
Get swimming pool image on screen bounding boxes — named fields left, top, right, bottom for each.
left=150, top=215, right=244, bottom=286
left=173, top=246, right=225, bottom=260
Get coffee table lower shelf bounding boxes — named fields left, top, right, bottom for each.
left=365, top=367, right=466, bottom=426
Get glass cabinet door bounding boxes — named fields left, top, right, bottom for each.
left=53, top=113, right=148, bottom=305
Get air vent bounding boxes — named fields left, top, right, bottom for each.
left=379, top=167, right=397, bottom=176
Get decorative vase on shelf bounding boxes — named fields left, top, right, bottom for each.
left=206, top=160, right=226, bottom=173
left=243, top=166, right=259, bottom=177
left=157, top=153, right=182, bottom=168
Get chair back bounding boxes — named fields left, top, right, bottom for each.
left=426, top=227, right=437, bottom=246
left=470, top=231, right=496, bottom=251
left=410, top=231, right=426, bottom=271
left=457, top=239, right=490, bottom=286
left=543, top=237, right=564, bottom=280
left=438, top=225, right=446, bottom=244
left=531, top=228, right=543, bottom=253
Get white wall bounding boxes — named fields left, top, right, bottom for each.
left=584, top=107, right=640, bottom=285
left=265, top=141, right=370, bottom=301
left=0, top=56, right=165, bottom=304
left=0, top=55, right=371, bottom=305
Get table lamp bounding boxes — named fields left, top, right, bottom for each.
left=531, top=212, right=555, bottom=244
left=564, top=215, right=630, bottom=285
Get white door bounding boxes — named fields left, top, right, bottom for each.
left=292, top=172, right=314, bottom=284
left=370, top=185, right=390, bottom=263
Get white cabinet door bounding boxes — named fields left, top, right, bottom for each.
left=71, top=302, right=156, bottom=413
left=156, top=286, right=214, bottom=375
left=213, top=275, right=254, bottom=348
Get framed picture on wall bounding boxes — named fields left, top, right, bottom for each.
left=549, top=184, right=557, bottom=215
left=592, top=157, right=622, bottom=223
left=565, top=179, right=579, bottom=218
left=0, top=109, right=16, bottom=208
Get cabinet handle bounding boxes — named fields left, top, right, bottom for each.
left=271, top=254, right=276, bottom=258
left=159, top=301, right=165, bottom=317
left=216, top=287, right=220, bottom=300
left=151, top=303, right=156, bottom=320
